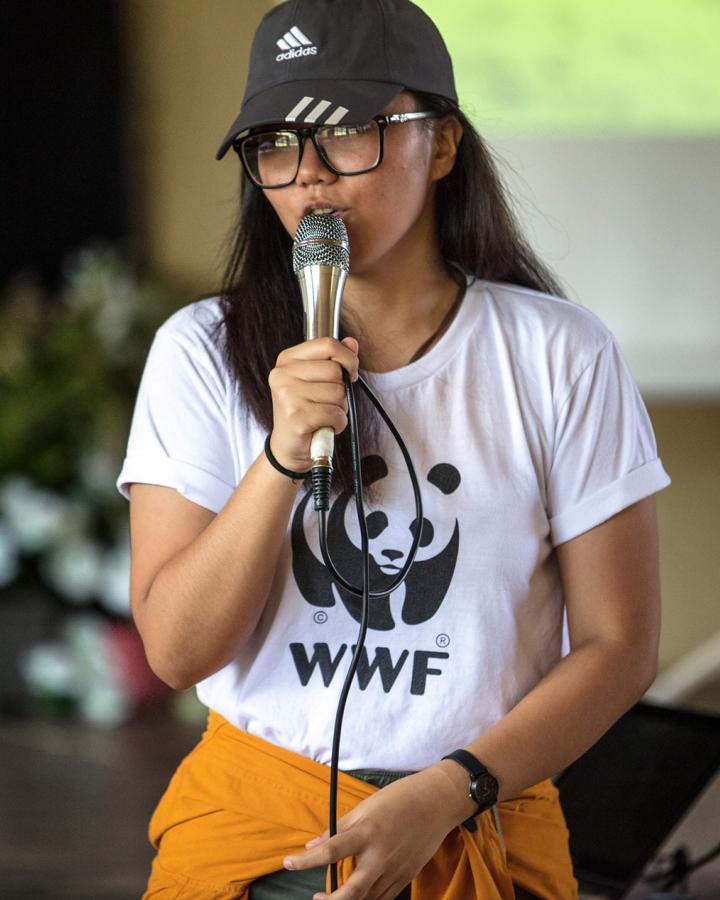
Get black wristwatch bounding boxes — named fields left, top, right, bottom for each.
left=441, top=749, right=499, bottom=832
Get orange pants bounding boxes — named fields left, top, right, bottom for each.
left=144, top=711, right=579, bottom=899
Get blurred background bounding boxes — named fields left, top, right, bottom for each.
left=1, top=1, right=718, bottom=897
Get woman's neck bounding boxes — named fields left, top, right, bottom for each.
left=341, top=251, right=462, bottom=373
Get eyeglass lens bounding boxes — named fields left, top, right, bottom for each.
left=242, top=121, right=382, bottom=186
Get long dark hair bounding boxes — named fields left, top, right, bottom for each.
left=210, top=91, right=566, bottom=498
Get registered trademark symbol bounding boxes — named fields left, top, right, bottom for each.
left=436, top=633, right=450, bottom=648
left=314, top=611, right=328, bottom=625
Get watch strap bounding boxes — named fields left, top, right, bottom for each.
left=441, top=749, right=497, bottom=832
left=442, top=748, right=488, bottom=779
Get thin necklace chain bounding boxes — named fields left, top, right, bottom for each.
left=406, top=279, right=466, bottom=365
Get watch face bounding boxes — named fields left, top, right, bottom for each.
left=469, top=772, right=499, bottom=809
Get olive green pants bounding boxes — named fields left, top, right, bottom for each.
left=251, top=867, right=538, bottom=899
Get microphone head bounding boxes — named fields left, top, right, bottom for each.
left=292, top=214, right=350, bottom=274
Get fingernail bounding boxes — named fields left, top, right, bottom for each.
left=283, top=857, right=295, bottom=869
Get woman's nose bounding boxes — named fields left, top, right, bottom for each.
left=295, top=135, right=338, bottom=185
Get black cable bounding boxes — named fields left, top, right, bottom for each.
left=324, top=368, right=370, bottom=892
left=311, top=369, right=423, bottom=892
left=317, top=373, right=424, bottom=596
left=687, top=839, right=720, bottom=875
left=643, top=839, right=720, bottom=891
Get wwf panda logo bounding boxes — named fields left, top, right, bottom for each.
left=291, top=454, right=461, bottom=630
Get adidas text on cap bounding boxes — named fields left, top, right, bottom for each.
left=216, top=0, right=457, bottom=160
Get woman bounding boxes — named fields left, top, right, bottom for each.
left=117, top=1, right=671, bottom=898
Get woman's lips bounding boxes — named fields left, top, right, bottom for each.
left=302, top=206, right=349, bottom=219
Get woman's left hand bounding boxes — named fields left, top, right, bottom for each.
left=282, top=764, right=468, bottom=899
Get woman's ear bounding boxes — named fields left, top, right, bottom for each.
left=430, top=116, right=463, bottom=182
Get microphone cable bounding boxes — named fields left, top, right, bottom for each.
left=311, top=368, right=424, bottom=892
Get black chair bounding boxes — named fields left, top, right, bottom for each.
left=555, top=701, right=720, bottom=898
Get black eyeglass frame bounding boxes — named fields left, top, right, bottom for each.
left=232, top=111, right=442, bottom=189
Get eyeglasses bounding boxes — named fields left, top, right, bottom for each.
left=232, top=111, right=441, bottom=189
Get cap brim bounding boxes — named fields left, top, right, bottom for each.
left=215, top=79, right=404, bottom=160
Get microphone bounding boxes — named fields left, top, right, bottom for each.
left=292, top=213, right=350, bottom=479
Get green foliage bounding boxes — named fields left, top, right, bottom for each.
left=0, top=245, right=182, bottom=495
left=0, top=245, right=186, bottom=608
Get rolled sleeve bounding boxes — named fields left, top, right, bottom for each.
left=547, top=338, right=671, bottom=546
left=116, top=317, right=236, bottom=514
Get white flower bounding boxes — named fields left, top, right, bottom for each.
left=62, top=245, right=139, bottom=356
left=79, top=684, right=130, bottom=727
left=38, top=535, right=104, bottom=604
left=18, top=642, right=81, bottom=698
left=0, top=476, right=75, bottom=553
left=63, top=614, right=131, bottom=726
left=63, top=614, right=112, bottom=679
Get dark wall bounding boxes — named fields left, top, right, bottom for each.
left=1, top=1, right=127, bottom=291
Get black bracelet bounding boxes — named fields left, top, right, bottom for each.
left=264, top=434, right=312, bottom=481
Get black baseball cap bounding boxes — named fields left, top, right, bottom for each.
left=216, top=0, right=457, bottom=160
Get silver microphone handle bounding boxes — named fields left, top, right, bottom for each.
left=296, top=263, right=348, bottom=467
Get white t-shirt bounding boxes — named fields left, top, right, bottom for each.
left=116, top=278, right=671, bottom=771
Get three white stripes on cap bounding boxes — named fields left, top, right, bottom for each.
left=276, top=25, right=313, bottom=51
left=285, top=97, right=349, bottom=125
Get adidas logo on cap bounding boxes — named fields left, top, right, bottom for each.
left=276, top=25, right=318, bottom=61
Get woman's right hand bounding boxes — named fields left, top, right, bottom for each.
left=267, top=336, right=360, bottom=473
